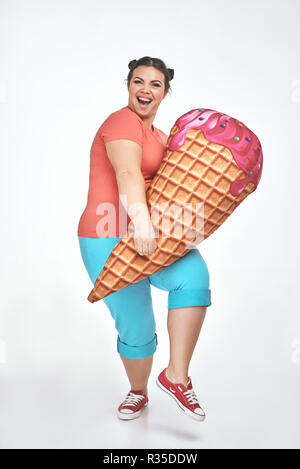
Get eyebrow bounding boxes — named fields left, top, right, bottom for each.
left=134, top=76, right=162, bottom=84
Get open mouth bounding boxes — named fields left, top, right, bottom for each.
left=137, top=97, right=152, bottom=107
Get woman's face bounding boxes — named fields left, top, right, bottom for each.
left=127, top=65, right=168, bottom=119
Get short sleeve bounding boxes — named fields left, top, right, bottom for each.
left=100, top=109, right=144, bottom=146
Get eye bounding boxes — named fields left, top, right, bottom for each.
left=133, top=80, right=161, bottom=87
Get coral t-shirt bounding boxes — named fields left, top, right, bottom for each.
left=77, top=105, right=168, bottom=238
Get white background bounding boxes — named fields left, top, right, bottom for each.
left=0, top=0, right=299, bottom=449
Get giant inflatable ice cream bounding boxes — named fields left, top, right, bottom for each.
left=87, top=108, right=263, bottom=303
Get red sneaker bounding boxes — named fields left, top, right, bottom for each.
left=117, top=390, right=148, bottom=420
left=156, top=368, right=206, bottom=421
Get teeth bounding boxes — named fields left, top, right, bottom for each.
left=138, top=97, right=152, bottom=104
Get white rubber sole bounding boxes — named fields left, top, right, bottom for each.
left=156, top=378, right=205, bottom=422
left=117, top=401, right=148, bottom=420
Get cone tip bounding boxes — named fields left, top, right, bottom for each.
left=87, top=292, right=97, bottom=303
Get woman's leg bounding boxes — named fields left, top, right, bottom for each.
left=78, top=236, right=158, bottom=397
left=149, top=247, right=211, bottom=385
left=103, top=279, right=157, bottom=395
left=166, top=306, right=206, bottom=386
left=120, top=355, right=154, bottom=396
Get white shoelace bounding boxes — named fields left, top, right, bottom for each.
left=183, top=388, right=199, bottom=405
left=122, top=392, right=144, bottom=407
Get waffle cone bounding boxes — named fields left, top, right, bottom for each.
left=88, top=109, right=262, bottom=303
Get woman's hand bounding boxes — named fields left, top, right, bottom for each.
left=128, top=217, right=158, bottom=256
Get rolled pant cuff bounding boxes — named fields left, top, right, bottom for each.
left=117, top=333, right=158, bottom=359
left=168, top=288, right=212, bottom=309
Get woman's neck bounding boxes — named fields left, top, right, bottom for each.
left=127, top=105, right=155, bottom=132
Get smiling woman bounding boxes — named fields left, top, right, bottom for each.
left=126, top=57, right=174, bottom=131
left=135, top=77, right=163, bottom=107
left=77, top=57, right=211, bottom=424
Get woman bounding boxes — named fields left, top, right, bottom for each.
left=77, top=56, right=212, bottom=422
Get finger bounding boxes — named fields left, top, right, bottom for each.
left=145, top=240, right=153, bottom=256
left=134, top=238, right=142, bottom=255
left=136, top=239, right=145, bottom=256
left=149, top=240, right=157, bottom=255
left=142, top=240, right=150, bottom=256
left=147, top=243, right=154, bottom=255
left=128, top=223, right=134, bottom=236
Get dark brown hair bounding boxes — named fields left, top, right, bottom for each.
left=125, top=56, right=174, bottom=95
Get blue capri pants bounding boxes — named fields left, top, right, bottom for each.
left=78, top=236, right=212, bottom=359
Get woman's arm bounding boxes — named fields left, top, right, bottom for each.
left=105, top=139, right=157, bottom=256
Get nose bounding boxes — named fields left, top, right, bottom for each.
left=140, top=84, right=152, bottom=95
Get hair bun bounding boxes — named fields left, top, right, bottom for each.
left=128, top=59, right=138, bottom=70
left=168, top=68, right=174, bottom=80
